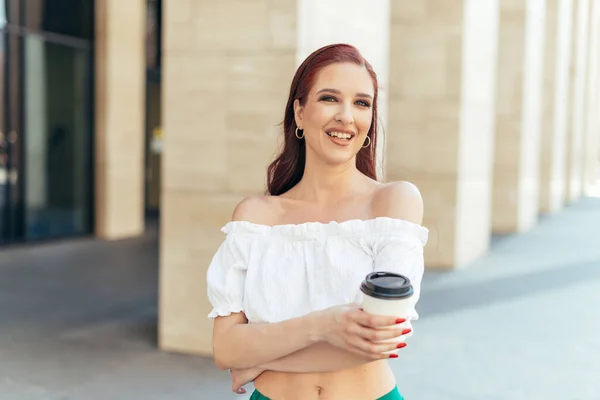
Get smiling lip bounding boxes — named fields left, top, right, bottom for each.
left=324, top=130, right=355, bottom=147
left=324, top=128, right=356, bottom=137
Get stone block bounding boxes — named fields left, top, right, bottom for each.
left=95, top=161, right=144, bottom=239
left=227, top=136, right=278, bottom=193
left=159, top=191, right=242, bottom=355
left=194, top=1, right=269, bottom=52
left=267, top=0, right=298, bottom=50
left=390, top=26, right=450, bottom=99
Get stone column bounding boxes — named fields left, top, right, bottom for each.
left=387, top=0, right=500, bottom=269
left=94, top=0, right=146, bottom=239
left=582, top=1, right=600, bottom=193
left=492, top=0, right=546, bottom=233
left=159, top=0, right=296, bottom=356
left=539, top=0, right=574, bottom=214
left=565, top=0, right=591, bottom=202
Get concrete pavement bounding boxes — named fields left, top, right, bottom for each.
left=1, top=197, right=599, bottom=400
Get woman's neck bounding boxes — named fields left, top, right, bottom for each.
left=291, top=156, right=362, bottom=204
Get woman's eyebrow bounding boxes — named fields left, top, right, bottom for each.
left=316, top=88, right=373, bottom=99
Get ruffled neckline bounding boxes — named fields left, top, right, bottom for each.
left=222, top=217, right=429, bottom=245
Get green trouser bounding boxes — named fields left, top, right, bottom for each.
left=249, top=386, right=404, bottom=400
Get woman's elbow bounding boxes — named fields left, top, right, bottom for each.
left=212, top=341, right=233, bottom=370
left=213, top=356, right=230, bottom=371
left=211, top=314, right=248, bottom=370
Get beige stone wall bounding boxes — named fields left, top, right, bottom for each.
left=492, top=0, right=546, bottom=233
left=388, top=0, right=499, bottom=269
left=159, top=0, right=298, bottom=355
left=582, top=0, right=600, bottom=193
left=539, top=0, right=574, bottom=214
left=297, top=0, right=391, bottom=177
left=94, top=0, right=145, bottom=240
left=566, top=0, right=591, bottom=202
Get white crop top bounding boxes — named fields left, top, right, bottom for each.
left=206, top=217, right=429, bottom=327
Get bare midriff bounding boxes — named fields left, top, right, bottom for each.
left=254, top=360, right=397, bottom=400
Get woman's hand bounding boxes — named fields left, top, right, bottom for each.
left=230, top=367, right=265, bottom=395
left=315, top=304, right=411, bottom=360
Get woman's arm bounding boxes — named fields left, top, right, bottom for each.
left=228, top=345, right=374, bottom=395
left=212, top=311, right=322, bottom=370
left=260, top=339, right=406, bottom=373
left=213, top=306, right=408, bottom=370
left=262, top=343, right=369, bottom=373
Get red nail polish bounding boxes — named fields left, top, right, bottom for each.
left=397, top=343, right=407, bottom=349
left=389, top=353, right=399, bottom=358
left=402, top=329, right=412, bottom=335
left=396, top=318, right=406, bottom=324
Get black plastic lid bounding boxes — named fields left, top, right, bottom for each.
left=360, top=272, right=413, bottom=299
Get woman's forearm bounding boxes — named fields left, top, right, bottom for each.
left=260, top=342, right=377, bottom=373
left=213, top=312, right=324, bottom=370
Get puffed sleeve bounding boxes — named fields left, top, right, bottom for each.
left=372, top=221, right=429, bottom=322
left=206, top=231, right=249, bottom=319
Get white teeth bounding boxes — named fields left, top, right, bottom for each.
left=327, top=131, right=352, bottom=140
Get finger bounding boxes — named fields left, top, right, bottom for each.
left=346, top=338, right=392, bottom=360
left=232, top=382, right=246, bottom=394
left=350, top=322, right=412, bottom=341
left=348, top=336, right=408, bottom=358
left=346, top=342, right=387, bottom=360
left=353, top=309, right=407, bottom=328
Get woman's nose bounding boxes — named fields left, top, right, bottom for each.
left=335, top=105, right=354, bottom=125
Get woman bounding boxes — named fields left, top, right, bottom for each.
left=207, top=43, right=428, bottom=400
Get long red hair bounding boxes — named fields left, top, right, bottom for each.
left=266, top=44, right=380, bottom=196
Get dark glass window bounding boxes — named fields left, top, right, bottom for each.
left=0, top=0, right=21, bottom=28
left=0, top=0, right=93, bottom=243
left=19, top=0, right=94, bottom=40
left=22, top=36, right=93, bottom=239
left=146, top=0, right=161, bottom=71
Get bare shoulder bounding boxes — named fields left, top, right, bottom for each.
left=231, top=195, right=281, bottom=226
left=372, top=181, right=424, bottom=225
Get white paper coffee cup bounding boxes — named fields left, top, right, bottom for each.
left=360, top=272, right=414, bottom=354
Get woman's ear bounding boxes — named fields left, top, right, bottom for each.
left=293, top=99, right=303, bottom=129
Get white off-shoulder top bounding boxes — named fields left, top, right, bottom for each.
left=206, top=217, right=429, bottom=327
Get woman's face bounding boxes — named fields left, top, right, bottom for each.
left=294, top=62, right=375, bottom=167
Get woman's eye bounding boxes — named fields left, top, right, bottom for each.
left=320, top=96, right=337, bottom=102
left=319, top=96, right=370, bottom=108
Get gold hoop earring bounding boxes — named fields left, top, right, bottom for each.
left=295, top=127, right=304, bottom=139
left=362, top=135, right=371, bottom=148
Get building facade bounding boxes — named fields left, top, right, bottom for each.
left=0, top=0, right=599, bottom=357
